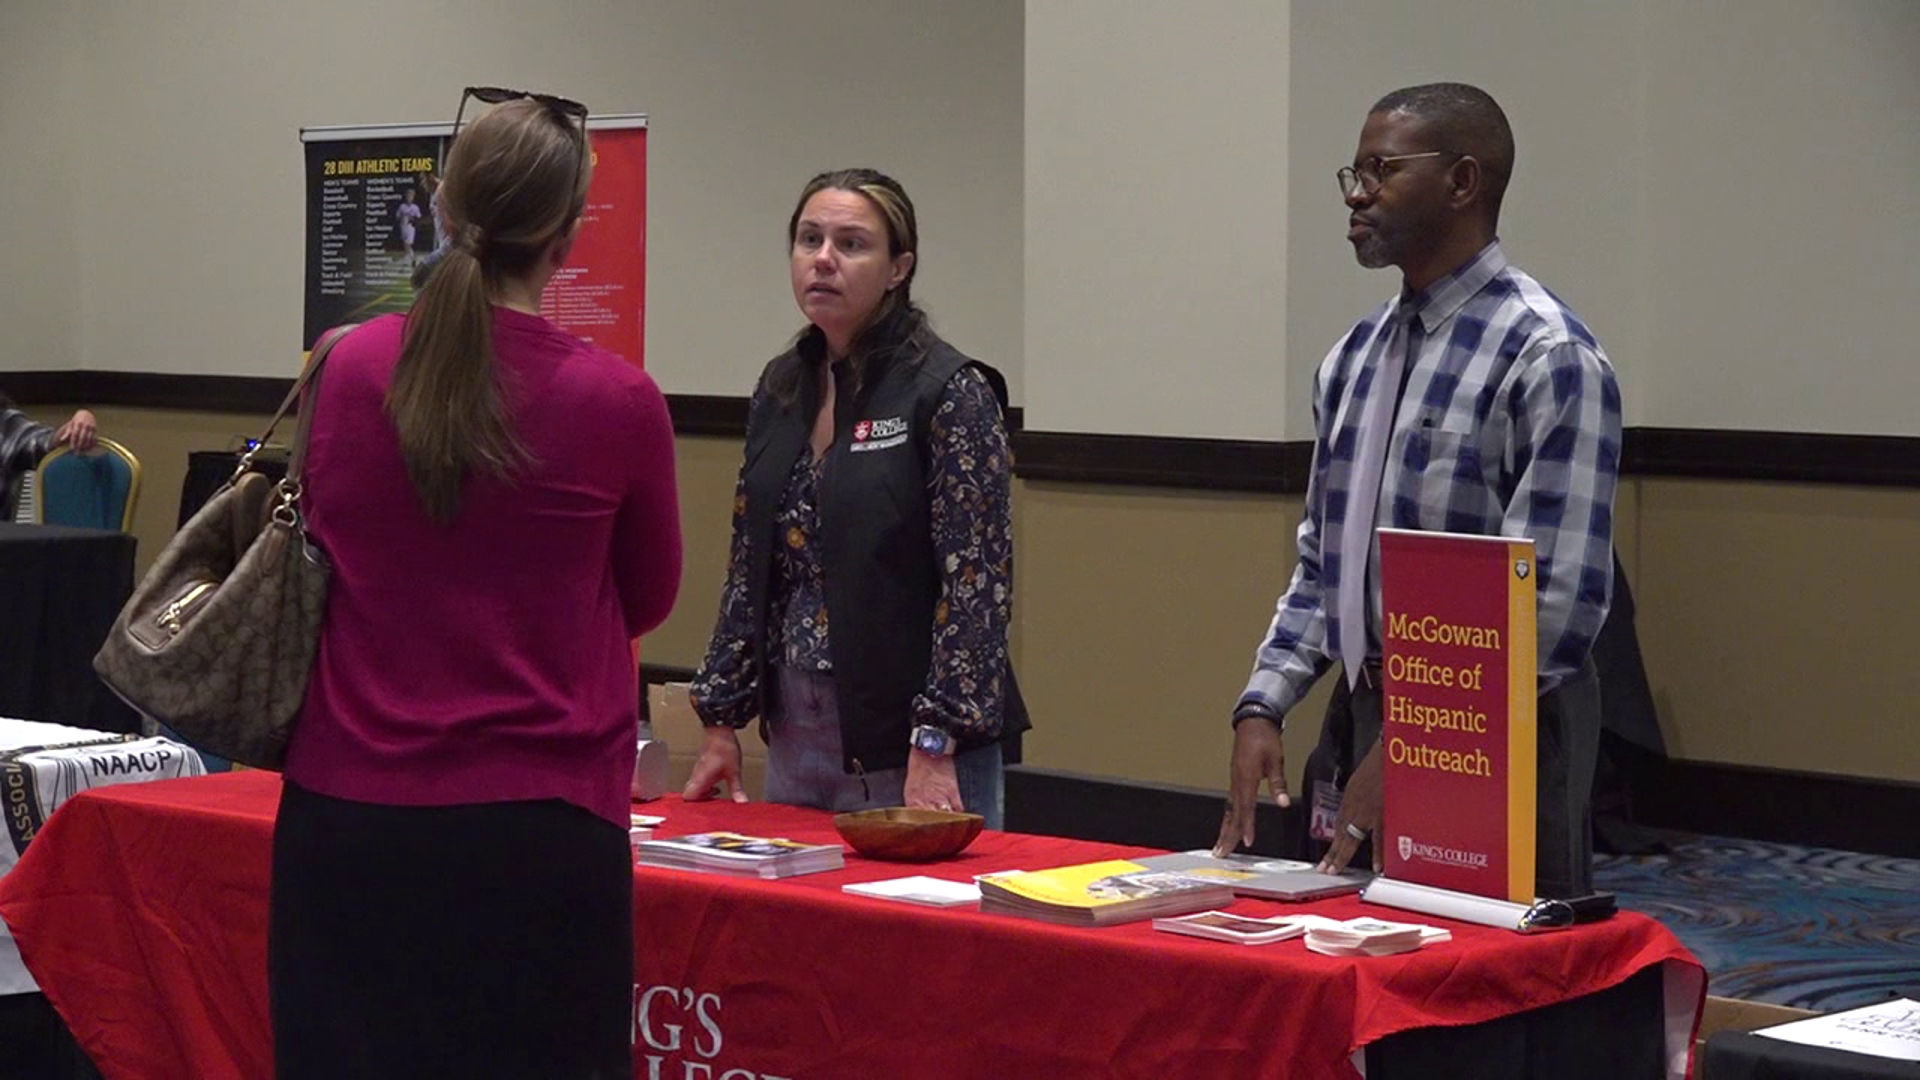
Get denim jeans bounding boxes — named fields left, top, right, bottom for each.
left=767, top=666, right=1004, bottom=829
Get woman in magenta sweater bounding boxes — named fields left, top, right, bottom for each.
left=270, top=91, right=682, bottom=1080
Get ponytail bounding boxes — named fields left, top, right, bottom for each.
left=387, top=230, right=525, bottom=524
left=384, top=96, right=586, bottom=523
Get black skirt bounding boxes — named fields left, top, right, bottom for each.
left=269, top=780, right=633, bottom=1080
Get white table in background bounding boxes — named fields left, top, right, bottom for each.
left=0, top=717, right=205, bottom=993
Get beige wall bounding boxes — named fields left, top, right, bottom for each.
left=17, top=3, right=1920, bottom=436
left=1285, top=0, right=1648, bottom=438
left=1024, top=0, right=1291, bottom=439
left=10, top=2, right=1918, bottom=796
left=0, top=0, right=1023, bottom=401
left=1633, top=479, right=1920, bottom=777
left=1636, top=0, right=1920, bottom=433
left=40, top=400, right=1917, bottom=789
left=1022, top=0, right=1920, bottom=441
left=0, top=2, right=78, bottom=373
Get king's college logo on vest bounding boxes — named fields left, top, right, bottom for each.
left=849, top=415, right=909, bottom=452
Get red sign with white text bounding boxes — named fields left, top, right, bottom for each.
left=540, top=122, right=647, bottom=367
left=1378, top=529, right=1537, bottom=903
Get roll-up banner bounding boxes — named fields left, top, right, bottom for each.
left=299, top=114, right=647, bottom=366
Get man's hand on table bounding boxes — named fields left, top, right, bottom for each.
left=1214, top=713, right=1289, bottom=858
left=1317, top=738, right=1384, bottom=874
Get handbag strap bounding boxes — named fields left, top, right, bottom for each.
left=285, top=324, right=358, bottom=484
left=232, top=323, right=358, bottom=484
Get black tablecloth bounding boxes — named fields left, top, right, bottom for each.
left=1368, top=964, right=1666, bottom=1078
left=1704, top=1030, right=1920, bottom=1079
left=0, top=992, right=101, bottom=1080
left=0, top=524, right=139, bottom=733
left=180, top=450, right=286, bottom=528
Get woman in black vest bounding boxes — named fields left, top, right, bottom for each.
left=684, top=169, right=1027, bottom=828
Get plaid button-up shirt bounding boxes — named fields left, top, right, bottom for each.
left=1240, top=242, right=1622, bottom=722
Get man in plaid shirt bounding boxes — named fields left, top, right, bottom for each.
left=1216, top=84, right=1622, bottom=900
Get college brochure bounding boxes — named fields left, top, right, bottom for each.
left=1152, top=911, right=1340, bottom=945
left=636, top=831, right=845, bottom=879
left=976, top=859, right=1234, bottom=926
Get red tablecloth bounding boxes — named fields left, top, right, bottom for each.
left=0, top=771, right=1702, bottom=1080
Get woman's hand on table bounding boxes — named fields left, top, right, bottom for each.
left=683, top=726, right=750, bottom=803
left=904, top=750, right=963, bottom=814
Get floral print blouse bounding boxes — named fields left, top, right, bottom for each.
left=690, top=366, right=1013, bottom=743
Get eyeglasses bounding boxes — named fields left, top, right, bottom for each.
left=453, top=85, right=590, bottom=137
left=1336, top=151, right=1462, bottom=197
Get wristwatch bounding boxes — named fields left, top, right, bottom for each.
left=910, top=724, right=957, bottom=757
left=1232, top=701, right=1283, bottom=731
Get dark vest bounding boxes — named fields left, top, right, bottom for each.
left=741, top=335, right=1029, bottom=775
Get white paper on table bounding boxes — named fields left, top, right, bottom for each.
left=1753, top=998, right=1920, bottom=1061
left=841, top=876, right=981, bottom=908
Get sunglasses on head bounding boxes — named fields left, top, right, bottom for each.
left=453, top=85, right=590, bottom=137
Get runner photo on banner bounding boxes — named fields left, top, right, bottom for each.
left=300, top=114, right=647, bottom=366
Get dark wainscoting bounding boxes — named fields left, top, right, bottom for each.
left=1004, top=765, right=1304, bottom=859
left=1634, top=759, right=1920, bottom=859
left=666, top=395, right=751, bottom=437
left=1011, top=427, right=1920, bottom=493
left=6, top=373, right=1026, bottom=441
left=641, top=662, right=699, bottom=686
left=1001, top=761, right=1918, bottom=859
left=638, top=663, right=698, bottom=727
left=9, top=370, right=1913, bottom=489
left=1622, top=427, right=1920, bottom=488
left=1011, top=431, right=1312, bottom=493
left=7, top=370, right=292, bottom=414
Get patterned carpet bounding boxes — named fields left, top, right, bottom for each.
left=1595, top=833, right=1920, bottom=1011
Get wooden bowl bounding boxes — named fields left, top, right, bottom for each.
left=833, top=806, right=985, bottom=861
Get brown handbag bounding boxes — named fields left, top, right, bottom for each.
left=93, top=324, right=357, bottom=769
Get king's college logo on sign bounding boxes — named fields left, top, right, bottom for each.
left=1377, top=529, right=1538, bottom=904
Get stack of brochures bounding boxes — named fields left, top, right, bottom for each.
left=627, top=813, right=663, bottom=856
left=635, top=831, right=845, bottom=880
left=1152, top=911, right=1330, bottom=945
left=1302, top=916, right=1451, bottom=957
left=976, top=859, right=1235, bottom=926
